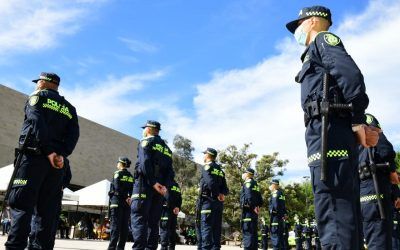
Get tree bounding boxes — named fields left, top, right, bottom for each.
left=395, top=151, right=400, bottom=171
left=172, top=134, right=199, bottom=190
left=218, top=144, right=288, bottom=232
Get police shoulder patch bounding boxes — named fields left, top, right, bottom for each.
left=245, top=183, right=251, bottom=188
left=323, top=33, right=341, bottom=46
left=204, top=164, right=210, bottom=171
left=29, top=95, right=39, bottom=106
left=141, top=140, right=149, bottom=147
left=114, top=172, right=119, bottom=179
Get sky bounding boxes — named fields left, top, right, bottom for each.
left=1, top=0, right=399, bottom=183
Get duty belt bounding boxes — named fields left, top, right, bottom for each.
left=18, top=146, right=42, bottom=155
left=303, top=100, right=350, bottom=126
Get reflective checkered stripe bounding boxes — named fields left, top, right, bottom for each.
left=242, top=218, right=252, bottom=222
left=271, top=223, right=279, bottom=226
left=201, top=210, right=211, bottom=214
left=308, top=150, right=348, bottom=164
left=360, top=194, right=384, bottom=203
left=306, top=11, right=328, bottom=17
left=161, top=217, right=169, bottom=221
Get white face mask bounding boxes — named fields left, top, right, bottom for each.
left=294, top=22, right=309, bottom=46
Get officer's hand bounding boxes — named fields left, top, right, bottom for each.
left=48, top=153, right=64, bottom=169
left=395, top=198, right=400, bottom=209
left=126, top=197, right=132, bottom=206
left=353, top=124, right=379, bottom=147
left=173, top=207, right=180, bottom=215
left=153, top=183, right=167, bottom=196
left=218, top=194, right=225, bottom=202
left=390, top=171, right=400, bottom=185
left=254, top=206, right=260, bottom=214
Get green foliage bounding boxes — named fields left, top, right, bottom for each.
left=172, top=134, right=199, bottom=189
left=395, top=151, right=400, bottom=171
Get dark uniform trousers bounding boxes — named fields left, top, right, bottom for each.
left=360, top=175, right=392, bottom=249
left=261, top=225, right=268, bottom=250
left=160, top=205, right=178, bottom=250
left=309, top=119, right=362, bottom=249
left=200, top=198, right=223, bottom=250
left=242, top=210, right=258, bottom=250
left=6, top=154, right=63, bottom=250
left=270, top=216, right=283, bottom=250
left=109, top=202, right=130, bottom=250
left=393, top=211, right=400, bottom=250
left=131, top=187, right=163, bottom=250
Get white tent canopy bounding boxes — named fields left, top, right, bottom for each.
left=0, top=164, right=13, bottom=192
left=63, top=179, right=110, bottom=207
left=63, top=188, right=79, bottom=202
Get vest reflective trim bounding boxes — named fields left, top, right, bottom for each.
left=271, top=222, right=279, bottom=226
left=308, top=149, right=348, bottom=164
left=394, top=220, right=398, bottom=224
left=110, top=204, right=118, bottom=208
left=360, top=194, right=384, bottom=203
left=132, top=193, right=147, bottom=199
left=242, top=218, right=252, bottom=222
left=201, top=210, right=211, bottom=214
left=13, top=179, right=28, bottom=186
left=161, top=217, right=169, bottom=221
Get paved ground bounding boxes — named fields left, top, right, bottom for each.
left=0, top=235, right=242, bottom=250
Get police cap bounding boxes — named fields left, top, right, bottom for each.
left=245, top=167, right=255, bottom=175
left=141, top=120, right=161, bottom=130
left=286, top=5, right=332, bottom=34
left=365, top=113, right=381, bottom=129
left=32, top=72, right=61, bottom=85
left=271, top=179, right=280, bottom=185
left=202, top=147, right=218, bottom=157
left=118, top=156, right=131, bottom=167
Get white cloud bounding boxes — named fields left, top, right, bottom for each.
left=160, top=0, right=400, bottom=180
left=118, top=37, right=159, bottom=53
left=0, top=0, right=106, bottom=54
left=61, top=70, right=166, bottom=128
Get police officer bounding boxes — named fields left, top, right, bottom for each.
left=108, top=157, right=134, bottom=250
left=358, top=113, right=399, bottom=249
left=5, top=72, right=79, bottom=250
left=282, top=218, right=290, bottom=250
left=311, top=219, right=321, bottom=250
left=131, top=120, right=175, bottom=250
left=392, top=183, right=400, bottom=250
left=269, top=179, right=286, bottom=250
left=197, top=148, right=229, bottom=250
left=240, top=168, right=263, bottom=250
left=260, top=218, right=269, bottom=250
left=302, top=219, right=312, bottom=250
left=293, top=215, right=303, bottom=250
left=160, top=180, right=182, bottom=250
left=286, top=5, right=373, bottom=249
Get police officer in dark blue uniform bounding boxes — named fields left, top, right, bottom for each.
left=269, top=179, right=286, bottom=250
left=108, top=157, right=134, bottom=250
left=240, top=168, right=263, bottom=250
left=160, top=180, right=182, bottom=250
left=302, top=219, right=312, bottom=250
left=392, top=183, right=400, bottom=250
left=260, top=218, right=269, bottom=250
left=286, top=5, right=372, bottom=249
left=358, top=113, right=399, bottom=249
left=5, top=72, right=79, bottom=250
left=282, top=218, right=290, bottom=250
left=293, top=215, right=303, bottom=250
left=131, top=120, right=175, bottom=250
left=311, top=219, right=321, bottom=250
left=197, top=148, right=229, bottom=250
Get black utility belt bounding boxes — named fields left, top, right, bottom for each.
left=303, top=100, right=350, bottom=126
left=16, top=147, right=42, bottom=156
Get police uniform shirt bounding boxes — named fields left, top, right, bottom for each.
left=200, top=161, right=229, bottom=198
left=110, top=168, right=134, bottom=203
left=240, top=178, right=263, bottom=209
left=165, top=181, right=182, bottom=210
left=296, top=32, right=369, bottom=161
left=269, top=189, right=286, bottom=217
left=137, top=135, right=174, bottom=187
left=23, top=88, right=79, bottom=157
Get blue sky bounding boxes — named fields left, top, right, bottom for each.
left=1, top=0, right=399, bottom=183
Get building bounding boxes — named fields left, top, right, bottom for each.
left=0, top=84, right=139, bottom=190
